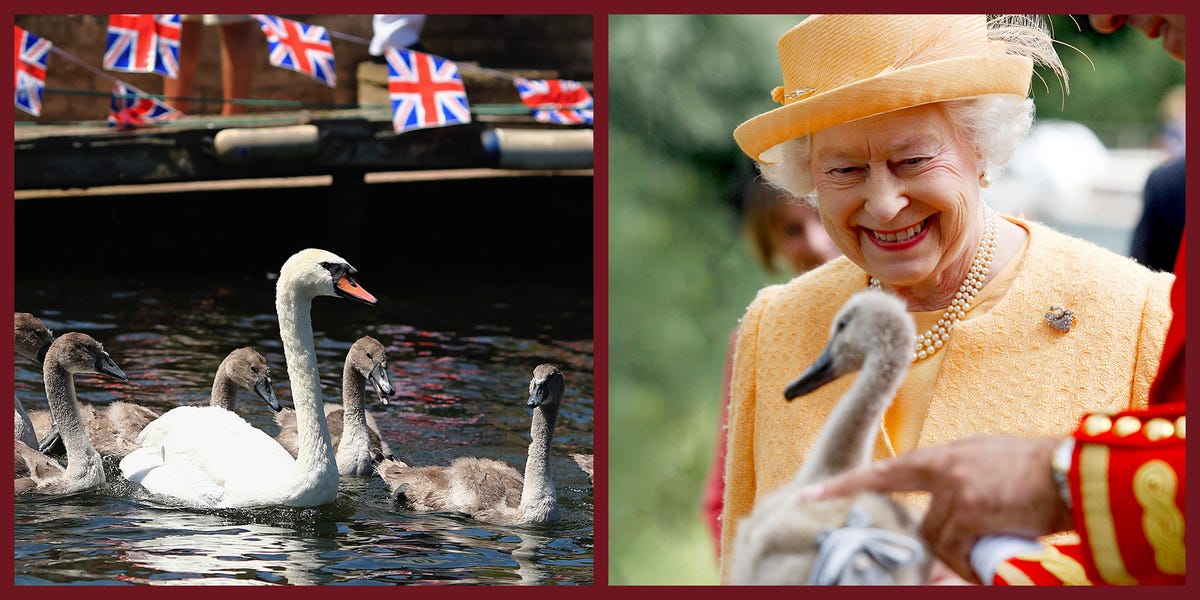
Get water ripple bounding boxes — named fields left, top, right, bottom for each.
left=15, top=274, right=593, bottom=585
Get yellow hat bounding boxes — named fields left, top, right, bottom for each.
left=734, top=14, right=1036, bottom=163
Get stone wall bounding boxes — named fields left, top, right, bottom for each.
left=16, top=14, right=594, bottom=122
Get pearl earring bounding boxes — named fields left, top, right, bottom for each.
left=979, top=172, right=992, bottom=188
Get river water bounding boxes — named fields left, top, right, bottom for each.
left=13, top=267, right=594, bottom=585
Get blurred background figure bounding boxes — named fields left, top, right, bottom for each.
left=1153, top=84, right=1185, bottom=158
left=1130, top=84, right=1185, bottom=272
left=986, top=119, right=1112, bottom=224
left=369, top=14, right=427, bottom=62
left=733, top=174, right=841, bottom=276
left=163, top=15, right=258, bottom=115
left=702, top=170, right=840, bottom=555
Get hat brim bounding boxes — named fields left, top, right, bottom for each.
left=734, top=55, right=1034, bottom=163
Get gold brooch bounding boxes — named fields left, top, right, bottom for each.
left=1045, top=306, right=1075, bottom=332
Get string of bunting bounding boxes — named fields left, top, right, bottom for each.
left=15, top=15, right=594, bottom=132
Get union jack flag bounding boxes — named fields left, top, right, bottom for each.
left=386, top=47, right=471, bottom=135
left=104, top=14, right=182, bottom=78
left=108, top=81, right=182, bottom=129
left=15, top=25, right=52, bottom=117
left=253, top=15, right=336, bottom=87
left=514, top=78, right=594, bottom=125
left=152, top=14, right=182, bottom=78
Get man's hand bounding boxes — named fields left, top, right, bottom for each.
left=800, top=435, right=1073, bottom=581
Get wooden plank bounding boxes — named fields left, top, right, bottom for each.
left=14, top=109, right=590, bottom=190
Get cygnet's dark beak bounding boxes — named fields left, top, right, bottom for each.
left=95, top=353, right=129, bottom=382
left=528, top=383, right=549, bottom=409
left=783, top=347, right=836, bottom=400
left=369, top=362, right=396, bottom=405
left=256, top=376, right=289, bottom=412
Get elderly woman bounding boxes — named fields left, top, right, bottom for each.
left=718, top=14, right=1174, bottom=581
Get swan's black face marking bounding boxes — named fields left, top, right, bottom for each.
left=320, top=261, right=349, bottom=278
left=321, top=261, right=377, bottom=306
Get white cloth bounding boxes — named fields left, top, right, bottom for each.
left=369, top=14, right=426, bottom=56
left=808, top=505, right=926, bottom=585
left=970, top=535, right=1045, bottom=584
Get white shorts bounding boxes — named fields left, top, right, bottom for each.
left=181, top=14, right=255, bottom=26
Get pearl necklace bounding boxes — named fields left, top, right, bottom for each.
left=869, top=206, right=998, bottom=362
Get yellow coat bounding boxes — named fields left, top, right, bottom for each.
left=718, top=217, right=1174, bottom=580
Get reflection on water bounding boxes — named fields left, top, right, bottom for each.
left=13, top=273, right=594, bottom=585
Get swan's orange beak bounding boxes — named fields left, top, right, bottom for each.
left=336, top=274, right=377, bottom=306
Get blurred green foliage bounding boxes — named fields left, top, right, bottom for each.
left=607, top=14, right=1183, bottom=585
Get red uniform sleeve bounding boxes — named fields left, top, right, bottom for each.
left=1067, top=401, right=1186, bottom=584
left=993, top=401, right=1186, bottom=585
left=1149, top=234, right=1184, bottom=407
left=994, top=234, right=1185, bottom=585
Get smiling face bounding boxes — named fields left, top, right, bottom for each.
left=810, top=104, right=986, bottom=298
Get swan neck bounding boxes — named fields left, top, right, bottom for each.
left=341, top=361, right=367, bottom=422
left=210, top=371, right=240, bottom=410
left=276, top=288, right=335, bottom=471
left=520, top=402, right=559, bottom=508
left=42, top=363, right=102, bottom=472
left=796, top=351, right=906, bottom=484
left=337, top=361, right=371, bottom=460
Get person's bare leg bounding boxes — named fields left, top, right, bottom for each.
left=218, top=21, right=259, bottom=115
left=162, top=20, right=203, bottom=113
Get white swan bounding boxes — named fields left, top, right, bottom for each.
left=274, top=335, right=396, bottom=476
left=376, top=363, right=566, bottom=525
left=728, top=290, right=931, bottom=585
left=14, top=312, right=55, bottom=449
left=118, top=248, right=377, bottom=509
left=15, top=332, right=129, bottom=495
left=32, top=346, right=281, bottom=459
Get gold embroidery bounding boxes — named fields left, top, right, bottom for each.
left=1133, top=460, right=1185, bottom=574
left=1013, top=545, right=1092, bottom=585
left=1079, top=444, right=1136, bottom=584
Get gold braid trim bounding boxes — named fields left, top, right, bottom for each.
left=994, top=561, right=1035, bottom=585
left=1011, top=545, right=1093, bottom=585
left=1133, top=459, right=1186, bottom=574
left=1079, top=444, right=1136, bottom=584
